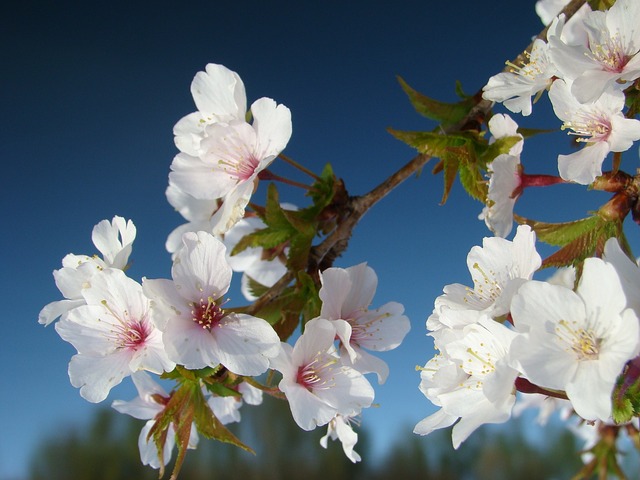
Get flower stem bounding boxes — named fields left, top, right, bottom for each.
left=278, top=153, right=322, bottom=181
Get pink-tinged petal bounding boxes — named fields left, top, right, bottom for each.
left=82, top=269, right=148, bottom=322
left=333, top=319, right=357, bottom=361
left=341, top=264, right=377, bottom=318
left=56, top=305, right=120, bottom=355
left=606, top=0, right=640, bottom=56
left=571, top=69, right=624, bottom=104
left=317, top=367, right=374, bottom=416
left=172, top=232, right=232, bottom=301
left=578, top=258, right=627, bottom=318
left=166, top=183, right=218, bottom=224
left=280, top=382, right=338, bottom=431
left=511, top=280, right=585, bottom=334
left=173, top=112, right=207, bottom=156
left=91, top=216, right=136, bottom=269
left=142, top=278, right=187, bottom=330
left=162, top=316, right=221, bottom=369
left=38, top=298, right=84, bottom=325
left=169, top=152, right=236, bottom=200
left=566, top=364, right=614, bottom=421
left=451, top=396, right=513, bottom=449
left=353, top=302, right=410, bottom=352
left=128, top=329, right=175, bottom=374
left=213, top=313, right=280, bottom=376
left=268, top=342, right=294, bottom=375
left=292, top=318, right=337, bottom=366
left=251, top=97, right=293, bottom=160
left=319, top=268, right=353, bottom=320
left=558, top=142, right=609, bottom=185
left=341, top=345, right=389, bottom=384
left=208, top=181, right=254, bottom=235
left=608, top=115, right=640, bottom=152
left=414, top=408, right=457, bottom=436
left=68, top=350, right=132, bottom=403
left=192, top=63, right=246, bottom=121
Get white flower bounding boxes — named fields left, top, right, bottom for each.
left=548, top=0, right=640, bottom=103
left=143, top=231, right=280, bottom=375
left=510, top=258, right=640, bottom=421
left=482, top=17, right=562, bottom=117
left=173, top=63, right=247, bottom=157
left=39, top=216, right=137, bottom=325
left=55, top=269, right=174, bottom=402
left=317, top=263, right=411, bottom=384
left=320, top=414, right=362, bottom=463
left=479, top=154, right=522, bottom=238
left=169, top=97, right=292, bottom=204
left=415, top=317, right=519, bottom=448
left=433, top=224, right=541, bottom=322
left=269, top=318, right=374, bottom=431
left=549, top=79, right=640, bottom=184
left=112, top=372, right=199, bottom=469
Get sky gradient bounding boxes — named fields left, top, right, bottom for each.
left=3, top=1, right=633, bottom=478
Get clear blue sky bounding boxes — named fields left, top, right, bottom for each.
left=2, top=1, right=632, bottom=478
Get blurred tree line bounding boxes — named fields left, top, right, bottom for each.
left=29, top=395, right=587, bottom=480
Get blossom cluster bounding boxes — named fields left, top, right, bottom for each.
left=40, top=63, right=410, bottom=471
left=415, top=2, right=640, bottom=465
left=415, top=225, right=640, bottom=451
left=482, top=0, right=640, bottom=212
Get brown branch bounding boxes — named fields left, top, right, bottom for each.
left=247, top=0, right=588, bottom=312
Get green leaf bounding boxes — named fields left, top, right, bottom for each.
left=515, top=215, right=602, bottom=247
left=516, top=214, right=625, bottom=269
left=477, top=135, right=522, bottom=167
left=191, top=385, right=254, bottom=454
left=203, top=382, right=242, bottom=398
left=516, top=127, right=556, bottom=138
left=397, top=76, right=476, bottom=127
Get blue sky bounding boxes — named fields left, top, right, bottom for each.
left=3, top=1, right=634, bottom=478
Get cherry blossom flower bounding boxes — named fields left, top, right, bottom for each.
left=415, top=316, right=519, bottom=448
left=143, top=231, right=280, bottom=375
left=320, top=414, right=362, bottom=463
left=317, top=263, right=410, bottom=384
left=548, top=0, right=640, bottom=103
left=270, top=318, right=375, bottom=431
left=479, top=114, right=524, bottom=237
left=510, top=257, right=640, bottom=421
left=482, top=16, right=566, bottom=116
left=39, top=216, right=137, bottom=325
left=549, top=79, right=640, bottom=184
left=55, top=268, right=174, bottom=402
left=173, top=63, right=247, bottom=157
left=168, top=97, right=292, bottom=202
left=431, top=224, right=541, bottom=325
left=112, top=372, right=199, bottom=469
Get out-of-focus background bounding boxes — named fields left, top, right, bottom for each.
left=3, top=1, right=636, bottom=478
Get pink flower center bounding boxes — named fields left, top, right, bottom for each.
left=562, top=111, right=611, bottom=143
left=296, top=355, right=337, bottom=392
left=116, top=320, right=151, bottom=350
left=588, top=34, right=630, bottom=73
left=191, top=296, right=225, bottom=330
left=101, top=299, right=151, bottom=351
